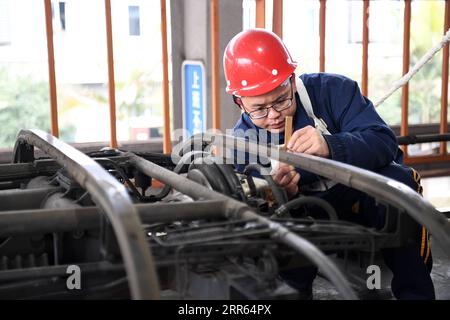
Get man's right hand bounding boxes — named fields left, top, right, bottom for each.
left=271, top=162, right=300, bottom=198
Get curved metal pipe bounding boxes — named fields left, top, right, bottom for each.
left=128, top=152, right=357, bottom=300
left=0, top=200, right=226, bottom=237
left=12, top=130, right=160, bottom=300
left=276, top=196, right=338, bottom=220
left=180, top=133, right=450, bottom=257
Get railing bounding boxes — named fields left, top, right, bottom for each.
left=256, top=0, right=449, bottom=167
left=42, top=0, right=173, bottom=152
left=39, top=0, right=449, bottom=168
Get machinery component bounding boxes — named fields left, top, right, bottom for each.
left=128, top=153, right=357, bottom=300
left=275, top=195, right=339, bottom=220
left=12, top=129, right=159, bottom=299
left=178, top=133, right=450, bottom=256
left=1, top=129, right=449, bottom=300
left=243, top=163, right=288, bottom=206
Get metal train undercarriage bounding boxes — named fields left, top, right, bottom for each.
left=0, top=129, right=449, bottom=300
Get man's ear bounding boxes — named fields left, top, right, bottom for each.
left=291, top=73, right=297, bottom=93
left=233, top=95, right=244, bottom=109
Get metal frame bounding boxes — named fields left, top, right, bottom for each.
left=104, top=0, right=118, bottom=149
left=361, top=0, right=369, bottom=97
left=11, top=129, right=160, bottom=299
left=179, top=133, right=450, bottom=255
left=128, top=152, right=357, bottom=300
left=440, top=0, right=450, bottom=155
left=43, top=0, right=59, bottom=137
left=263, top=0, right=449, bottom=168
left=161, top=0, right=172, bottom=154
left=272, top=0, right=283, bottom=38
left=211, top=0, right=221, bottom=130
left=256, top=0, right=265, bottom=28
left=0, top=200, right=226, bottom=237
left=319, top=0, right=326, bottom=72
left=36, top=0, right=450, bottom=174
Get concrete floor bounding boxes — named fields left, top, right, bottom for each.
left=312, top=237, right=450, bottom=300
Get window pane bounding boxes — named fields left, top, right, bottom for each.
left=409, top=0, right=444, bottom=126
left=284, top=0, right=320, bottom=74
left=325, top=0, right=362, bottom=86
left=112, top=0, right=167, bottom=142
left=422, top=176, right=450, bottom=212
left=0, top=0, right=50, bottom=149
left=242, top=0, right=255, bottom=30
left=408, top=0, right=445, bottom=156
left=368, top=0, right=404, bottom=126
left=54, top=0, right=110, bottom=143
left=128, top=5, right=140, bottom=36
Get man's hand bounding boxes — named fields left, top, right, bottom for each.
left=287, top=125, right=330, bottom=157
left=271, top=162, right=300, bottom=198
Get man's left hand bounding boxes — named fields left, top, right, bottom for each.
left=287, top=125, right=330, bottom=157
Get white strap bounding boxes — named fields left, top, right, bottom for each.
left=295, top=77, right=336, bottom=192
left=296, top=78, right=331, bottom=135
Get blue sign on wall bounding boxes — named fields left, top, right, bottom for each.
left=182, top=61, right=206, bottom=137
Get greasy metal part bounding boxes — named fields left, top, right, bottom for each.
left=154, top=150, right=212, bottom=200
left=0, top=160, right=60, bottom=182
left=12, top=130, right=159, bottom=300
left=0, top=187, right=59, bottom=211
left=276, top=196, right=338, bottom=220
left=43, top=192, right=83, bottom=210
left=188, top=133, right=450, bottom=255
left=0, top=200, right=226, bottom=237
left=187, top=169, right=214, bottom=189
left=243, top=163, right=288, bottom=205
left=0, top=261, right=124, bottom=283
left=128, top=153, right=358, bottom=300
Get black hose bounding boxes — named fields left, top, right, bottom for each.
left=275, top=195, right=338, bottom=220
left=152, top=151, right=211, bottom=200
left=210, top=160, right=247, bottom=202
left=244, top=163, right=288, bottom=205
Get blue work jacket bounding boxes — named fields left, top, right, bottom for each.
left=233, top=73, right=403, bottom=186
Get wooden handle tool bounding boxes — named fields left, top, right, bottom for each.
left=282, top=116, right=293, bottom=151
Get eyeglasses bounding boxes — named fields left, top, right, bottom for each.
left=234, top=78, right=294, bottom=120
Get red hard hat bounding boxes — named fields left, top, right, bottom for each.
left=223, top=28, right=297, bottom=97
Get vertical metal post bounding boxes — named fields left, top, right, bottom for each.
left=362, top=0, right=369, bottom=97
left=440, top=0, right=449, bottom=155
left=44, top=0, right=59, bottom=137
left=104, top=0, right=118, bottom=149
left=160, top=0, right=171, bottom=154
left=401, top=0, right=411, bottom=156
left=256, top=0, right=266, bottom=28
left=272, top=0, right=283, bottom=38
left=211, top=0, right=220, bottom=130
left=319, top=0, right=326, bottom=72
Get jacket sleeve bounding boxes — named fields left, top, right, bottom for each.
left=322, top=77, right=399, bottom=171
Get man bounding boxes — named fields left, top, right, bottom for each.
left=223, top=28, right=434, bottom=299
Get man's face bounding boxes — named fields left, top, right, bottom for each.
left=239, top=77, right=297, bottom=133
